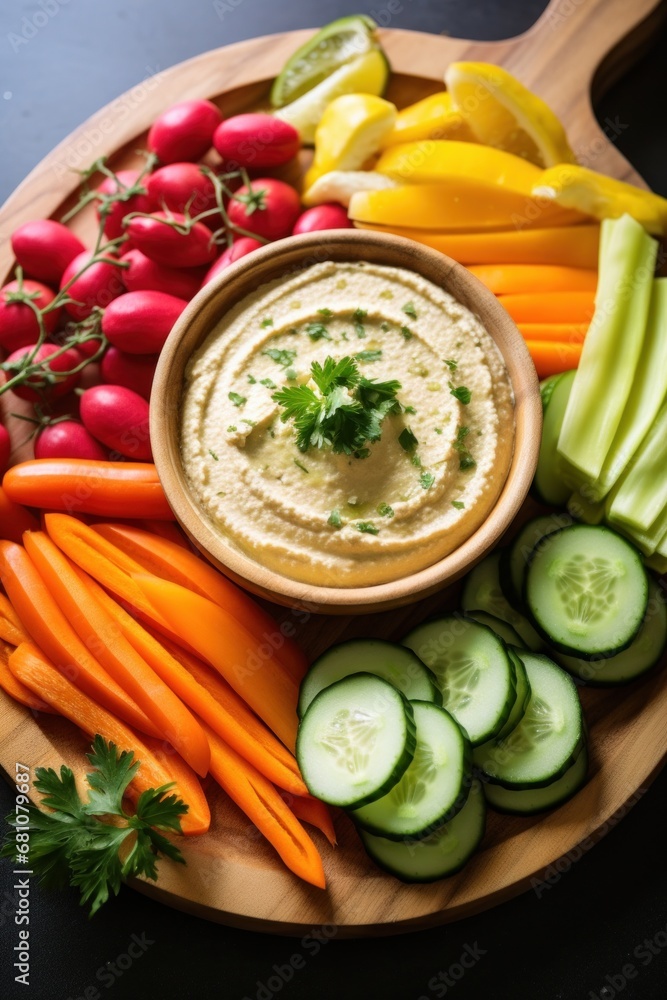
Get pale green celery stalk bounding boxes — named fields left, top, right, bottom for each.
left=567, top=491, right=605, bottom=524
left=557, top=214, right=658, bottom=481
left=608, top=399, right=667, bottom=532
left=644, top=551, right=667, bottom=575
left=609, top=504, right=667, bottom=557
left=588, top=278, right=667, bottom=501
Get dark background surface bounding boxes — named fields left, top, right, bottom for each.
left=1, top=1, right=667, bottom=998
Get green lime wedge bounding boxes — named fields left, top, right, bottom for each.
left=274, top=49, right=391, bottom=145
left=270, top=15, right=380, bottom=109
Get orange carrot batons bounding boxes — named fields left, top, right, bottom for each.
left=0, top=486, right=39, bottom=544
left=0, top=637, right=56, bottom=714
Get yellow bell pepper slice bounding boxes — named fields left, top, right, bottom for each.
left=381, top=92, right=475, bottom=147
left=348, top=183, right=586, bottom=230
left=532, top=164, right=667, bottom=236
left=304, top=93, right=396, bottom=190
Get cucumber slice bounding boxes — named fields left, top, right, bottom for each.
left=501, top=514, right=570, bottom=607
left=472, top=648, right=531, bottom=766
left=359, top=779, right=486, bottom=883
left=463, top=610, right=524, bottom=648
left=533, top=370, right=576, bottom=505
left=462, top=551, right=544, bottom=651
left=484, top=746, right=588, bottom=814
left=296, top=673, right=416, bottom=808
left=525, top=524, right=649, bottom=658
left=402, top=615, right=516, bottom=746
left=350, top=701, right=472, bottom=841
left=554, top=576, right=667, bottom=685
left=298, top=639, right=441, bottom=718
left=274, top=49, right=390, bottom=145
left=270, top=15, right=378, bottom=108
left=476, top=651, right=584, bottom=789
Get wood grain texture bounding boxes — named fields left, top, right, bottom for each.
left=1, top=0, right=666, bottom=935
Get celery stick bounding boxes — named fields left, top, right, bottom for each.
left=557, top=215, right=657, bottom=480
left=645, top=552, right=667, bottom=575
left=608, top=400, right=667, bottom=532
left=610, top=504, right=667, bottom=557
left=567, top=491, right=605, bottom=524
left=590, top=279, right=667, bottom=500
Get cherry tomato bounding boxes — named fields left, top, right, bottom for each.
left=202, top=237, right=264, bottom=286
left=148, top=100, right=222, bottom=164
left=227, top=178, right=301, bottom=241
left=125, top=212, right=217, bottom=268
left=80, top=384, right=152, bottom=460
left=101, top=290, right=188, bottom=354
left=4, top=343, right=83, bottom=403
left=213, top=114, right=300, bottom=169
left=35, top=420, right=108, bottom=461
left=146, top=163, right=217, bottom=216
left=60, top=251, right=125, bottom=320
left=101, top=346, right=157, bottom=400
left=121, top=249, right=203, bottom=300
left=0, top=280, right=61, bottom=353
left=0, top=424, right=11, bottom=475
left=95, top=169, right=152, bottom=241
left=292, top=203, right=352, bottom=234
left=11, top=220, right=86, bottom=286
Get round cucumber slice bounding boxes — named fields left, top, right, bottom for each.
left=476, top=651, right=584, bottom=790
left=554, top=576, right=667, bottom=684
left=501, top=513, right=570, bottom=607
left=350, top=701, right=472, bottom=841
left=359, top=779, right=486, bottom=883
left=525, top=524, right=649, bottom=658
left=484, top=746, right=588, bottom=814
left=463, top=609, right=524, bottom=648
left=270, top=15, right=379, bottom=108
left=298, top=639, right=441, bottom=718
left=462, top=551, right=544, bottom=650
left=296, top=672, right=416, bottom=808
left=402, top=615, right=517, bottom=746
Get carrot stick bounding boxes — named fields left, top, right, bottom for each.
left=2, top=460, right=174, bottom=519
left=203, top=721, right=325, bottom=888
left=131, top=574, right=299, bottom=752
left=526, top=340, right=583, bottom=378
left=8, top=641, right=209, bottom=835
left=23, top=531, right=210, bottom=777
left=353, top=222, right=601, bottom=267
left=0, top=637, right=56, bottom=714
left=519, top=323, right=589, bottom=343
left=0, top=486, right=39, bottom=544
left=468, top=264, right=598, bottom=295
left=0, top=540, right=160, bottom=738
left=80, top=569, right=309, bottom=796
left=139, top=520, right=190, bottom=549
left=499, top=292, right=595, bottom=324
left=0, top=592, right=29, bottom=645
left=93, top=523, right=308, bottom=683
left=288, top=795, right=337, bottom=847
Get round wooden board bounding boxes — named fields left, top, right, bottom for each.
left=1, top=0, right=666, bottom=936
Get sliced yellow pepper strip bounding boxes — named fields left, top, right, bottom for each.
left=376, top=140, right=542, bottom=195
left=381, top=92, right=475, bottom=147
left=532, top=164, right=667, bottom=236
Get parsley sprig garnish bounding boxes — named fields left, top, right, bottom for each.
left=273, top=355, right=401, bottom=457
left=0, top=736, right=187, bottom=917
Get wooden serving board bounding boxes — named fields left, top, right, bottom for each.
left=1, top=0, right=666, bottom=936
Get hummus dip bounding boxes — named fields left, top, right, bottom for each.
left=181, top=260, right=514, bottom=587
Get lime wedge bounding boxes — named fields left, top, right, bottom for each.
left=274, top=49, right=391, bottom=145
left=270, top=15, right=379, bottom=109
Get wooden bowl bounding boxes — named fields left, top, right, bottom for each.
left=151, top=230, right=542, bottom=614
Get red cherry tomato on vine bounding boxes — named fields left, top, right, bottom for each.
left=227, top=178, right=301, bottom=241
left=101, top=290, right=188, bottom=354
left=125, top=212, right=217, bottom=268
left=212, top=114, right=300, bottom=169
left=80, top=384, right=152, bottom=460
left=148, top=100, right=222, bottom=164
left=60, top=251, right=125, bottom=320
left=95, top=169, right=152, bottom=241
left=146, top=163, right=217, bottom=216
left=202, top=237, right=264, bottom=286
left=4, top=343, right=83, bottom=403
left=0, top=424, right=11, bottom=475
left=292, top=203, right=352, bottom=234
left=0, top=280, right=61, bottom=353
left=11, top=220, right=85, bottom=286
left=101, top=347, right=157, bottom=400
left=35, top=420, right=108, bottom=461
left=121, top=249, right=203, bottom=300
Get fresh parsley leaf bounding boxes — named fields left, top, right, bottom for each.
left=294, top=459, right=309, bottom=474
left=377, top=502, right=394, bottom=517
left=459, top=454, right=477, bottom=471
left=273, top=355, right=402, bottom=456
left=434, top=427, right=443, bottom=434
left=261, top=317, right=273, bottom=328
left=444, top=358, right=458, bottom=372
left=398, top=427, right=418, bottom=452
left=404, top=405, right=416, bottom=415
left=400, top=326, right=413, bottom=341
left=420, top=471, right=435, bottom=489
left=354, top=349, right=382, bottom=363
left=305, top=322, right=331, bottom=342
left=260, top=377, right=277, bottom=389
left=454, top=425, right=476, bottom=470
left=228, top=391, right=246, bottom=407
left=356, top=521, right=379, bottom=535
left=0, top=736, right=187, bottom=917
left=402, top=302, right=418, bottom=320
left=318, top=308, right=333, bottom=320
left=285, top=368, right=297, bottom=380
left=380, top=322, right=391, bottom=332
left=247, top=374, right=257, bottom=384
left=452, top=500, right=466, bottom=509
left=411, top=453, right=422, bottom=467
left=352, top=308, right=367, bottom=339
left=449, top=382, right=472, bottom=405
left=227, top=425, right=237, bottom=432
left=262, top=348, right=297, bottom=367
left=328, top=509, right=342, bottom=528
left=208, top=449, right=219, bottom=461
